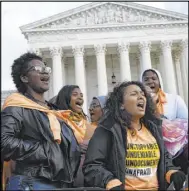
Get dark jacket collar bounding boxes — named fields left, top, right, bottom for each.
left=98, top=112, right=117, bottom=131
left=99, top=111, right=162, bottom=133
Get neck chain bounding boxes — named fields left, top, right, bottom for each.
left=138, top=122, right=142, bottom=131
left=25, top=93, right=49, bottom=108
left=130, top=122, right=142, bottom=136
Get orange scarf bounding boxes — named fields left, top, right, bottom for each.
left=2, top=93, right=62, bottom=144
left=156, top=88, right=167, bottom=115
left=59, top=110, right=87, bottom=144
left=2, top=93, right=64, bottom=190
left=2, top=92, right=88, bottom=144
left=91, top=121, right=98, bottom=128
left=2, top=93, right=89, bottom=189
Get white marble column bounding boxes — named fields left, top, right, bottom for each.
left=61, top=57, right=66, bottom=86
left=160, top=40, right=177, bottom=94
left=139, top=41, right=152, bottom=73
left=173, top=50, right=184, bottom=99
left=94, top=44, right=108, bottom=96
left=50, top=47, right=63, bottom=96
left=155, top=49, right=167, bottom=91
left=180, top=39, right=188, bottom=78
left=117, top=42, right=131, bottom=81
left=180, top=39, right=188, bottom=105
left=136, top=51, right=142, bottom=79
left=72, top=45, right=87, bottom=113
left=156, top=49, right=163, bottom=73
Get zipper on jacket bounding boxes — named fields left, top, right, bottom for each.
left=102, top=125, right=122, bottom=181
left=113, top=135, right=121, bottom=179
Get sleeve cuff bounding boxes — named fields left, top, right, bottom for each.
left=106, top=179, right=122, bottom=190
left=166, top=170, right=178, bottom=183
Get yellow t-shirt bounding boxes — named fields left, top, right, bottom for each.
left=125, top=124, right=160, bottom=190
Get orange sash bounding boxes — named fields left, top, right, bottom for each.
left=2, top=92, right=89, bottom=189
left=156, top=88, right=167, bottom=115
left=2, top=93, right=62, bottom=144
left=59, top=110, right=87, bottom=144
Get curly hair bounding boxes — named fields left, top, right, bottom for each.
left=11, top=52, right=43, bottom=93
left=104, top=81, right=158, bottom=129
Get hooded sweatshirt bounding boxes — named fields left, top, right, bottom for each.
left=93, top=96, right=107, bottom=109
left=140, top=68, right=188, bottom=120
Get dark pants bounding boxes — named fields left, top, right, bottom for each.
left=6, top=175, right=70, bottom=190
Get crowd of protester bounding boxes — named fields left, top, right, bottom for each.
left=1, top=52, right=188, bottom=190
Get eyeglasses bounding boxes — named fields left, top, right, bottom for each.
left=25, top=66, right=52, bottom=74
left=89, top=104, right=101, bottom=110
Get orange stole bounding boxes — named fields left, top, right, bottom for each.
left=1, top=93, right=94, bottom=188
left=1, top=93, right=86, bottom=188
left=156, top=88, right=167, bottom=115
left=2, top=93, right=62, bottom=144
left=57, top=110, right=87, bottom=144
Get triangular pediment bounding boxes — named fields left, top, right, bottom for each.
left=20, top=2, right=188, bottom=31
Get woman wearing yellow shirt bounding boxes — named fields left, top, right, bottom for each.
left=83, top=81, right=186, bottom=191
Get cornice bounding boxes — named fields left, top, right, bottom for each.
left=23, top=21, right=188, bottom=40
left=20, top=2, right=187, bottom=32
left=117, top=2, right=188, bottom=19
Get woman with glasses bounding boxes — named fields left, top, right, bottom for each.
left=74, top=96, right=107, bottom=187
left=83, top=81, right=186, bottom=191
left=1, top=52, right=80, bottom=190
left=89, top=96, right=107, bottom=127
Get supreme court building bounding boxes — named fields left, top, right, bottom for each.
left=20, top=2, right=188, bottom=113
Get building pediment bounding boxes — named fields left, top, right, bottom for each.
left=20, top=2, right=188, bottom=32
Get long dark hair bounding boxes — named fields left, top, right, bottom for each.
left=55, top=85, right=79, bottom=110
left=55, top=85, right=87, bottom=117
left=104, top=81, right=158, bottom=129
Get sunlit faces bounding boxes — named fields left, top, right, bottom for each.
left=89, top=98, right=103, bottom=122
left=122, top=85, right=147, bottom=118
left=142, top=70, right=160, bottom=94
left=22, top=59, right=50, bottom=93
left=70, top=88, right=84, bottom=113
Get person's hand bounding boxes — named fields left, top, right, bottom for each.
left=145, top=86, right=158, bottom=104
left=80, top=141, right=88, bottom=154
left=170, top=171, right=186, bottom=190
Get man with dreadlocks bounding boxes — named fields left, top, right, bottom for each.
left=83, top=81, right=186, bottom=191
left=1, top=52, right=80, bottom=190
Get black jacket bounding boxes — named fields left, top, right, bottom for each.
left=1, top=106, right=81, bottom=184
left=83, top=114, right=176, bottom=190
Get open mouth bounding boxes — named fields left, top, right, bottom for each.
left=40, top=76, right=49, bottom=83
left=75, top=101, right=83, bottom=109
left=137, top=102, right=145, bottom=110
left=90, top=111, right=95, bottom=116
left=149, top=85, right=155, bottom=90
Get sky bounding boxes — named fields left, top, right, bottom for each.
left=1, top=2, right=188, bottom=91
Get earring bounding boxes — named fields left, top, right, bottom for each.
left=120, top=106, right=124, bottom=110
